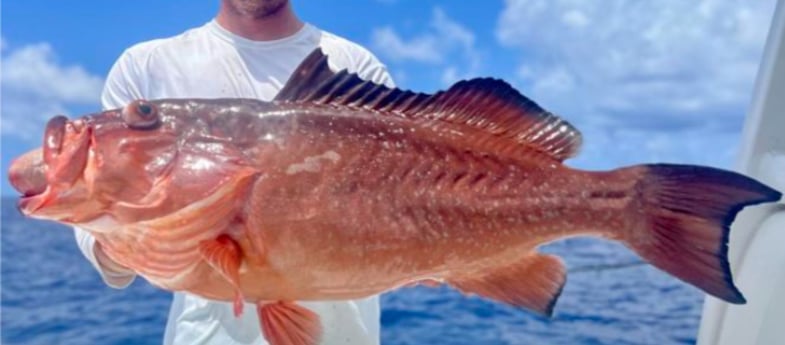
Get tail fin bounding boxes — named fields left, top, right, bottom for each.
left=623, top=164, right=781, bottom=304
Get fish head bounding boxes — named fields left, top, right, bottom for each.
left=8, top=99, right=248, bottom=227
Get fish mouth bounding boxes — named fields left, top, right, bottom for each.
left=8, top=115, right=68, bottom=198
left=9, top=115, right=92, bottom=215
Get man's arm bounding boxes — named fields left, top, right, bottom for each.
left=74, top=48, right=147, bottom=289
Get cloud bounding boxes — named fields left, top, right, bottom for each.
left=371, top=8, right=480, bottom=86
left=1, top=38, right=104, bottom=141
left=569, top=123, right=740, bottom=171
left=371, top=27, right=442, bottom=63
left=495, top=0, right=777, bottom=168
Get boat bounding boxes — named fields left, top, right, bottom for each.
left=697, top=1, right=785, bottom=344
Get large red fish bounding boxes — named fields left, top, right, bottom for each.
left=8, top=49, right=782, bottom=345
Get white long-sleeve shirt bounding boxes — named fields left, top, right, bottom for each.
left=74, top=19, right=394, bottom=345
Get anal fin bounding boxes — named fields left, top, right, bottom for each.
left=449, top=253, right=566, bottom=317
left=258, top=301, right=322, bottom=345
left=199, top=234, right=245, bottom=316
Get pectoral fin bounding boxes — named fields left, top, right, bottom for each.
left=449, top=253, right=566, bottom=317
left=258, top=301, right=322, bottom=345
left=199, top=234, right=244, bottom=316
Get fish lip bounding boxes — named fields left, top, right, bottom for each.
left=8, top=148, right=47, bottom=197
left=16, top=187, right=51, bottom=215
left=17, top=195, right=39, bottom=214
left=20, top=188, right=44, bottom=198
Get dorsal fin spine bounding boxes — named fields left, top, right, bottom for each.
left=406, top=94, right=431, bottom=114
left=375, top=90, right=401, bottom=112
left=310, top=77, right=338, bottom=103
left=348, top=82, right=377, bottom=106
left=388, top=91, right=414, bottom=113
left=366, top=88, right=393, bottom=110
left=343, top=78, right=372, bottom=105
left=327, top=73, right=356, bottom=103
left=356, top=82, right=384, bottom=106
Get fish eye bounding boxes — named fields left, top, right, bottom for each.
left=122, top=100, right=160, bottom=129
left=137, top=103, right=153, bottom=117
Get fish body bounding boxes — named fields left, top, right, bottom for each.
left=8, top=49, right=782, bottom=345
left=88, top=99, right=618, bottom=301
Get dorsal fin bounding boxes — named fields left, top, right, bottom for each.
left=276, top=49, right=583, bottom=161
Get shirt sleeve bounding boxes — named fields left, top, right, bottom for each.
left=73, top=48, right=146, bottom=289
left=101, top=49, right=147, bottom=109
left=74, top=228, right=136, bottom=288
left=351, top=48, right=396, bottom=89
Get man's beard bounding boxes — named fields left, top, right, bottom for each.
left=226, top=0, right=288, bottom=19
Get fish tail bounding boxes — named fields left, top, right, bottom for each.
left=619, top=164, right=780, bottom=304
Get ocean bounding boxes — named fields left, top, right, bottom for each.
left=1, top=197, right=704, bottom=344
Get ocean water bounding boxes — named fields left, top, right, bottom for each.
left=1, top=198, right=704, bottom=345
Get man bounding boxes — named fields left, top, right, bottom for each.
left=74, top=1, right=394, bottom=344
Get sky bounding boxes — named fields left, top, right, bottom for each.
left=0, top=0, right=779, bottom=196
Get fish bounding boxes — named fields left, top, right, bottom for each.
left=8, top=48, right=782, bottom=345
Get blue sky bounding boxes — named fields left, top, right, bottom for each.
left=0, top=0, right=778, bottom=195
